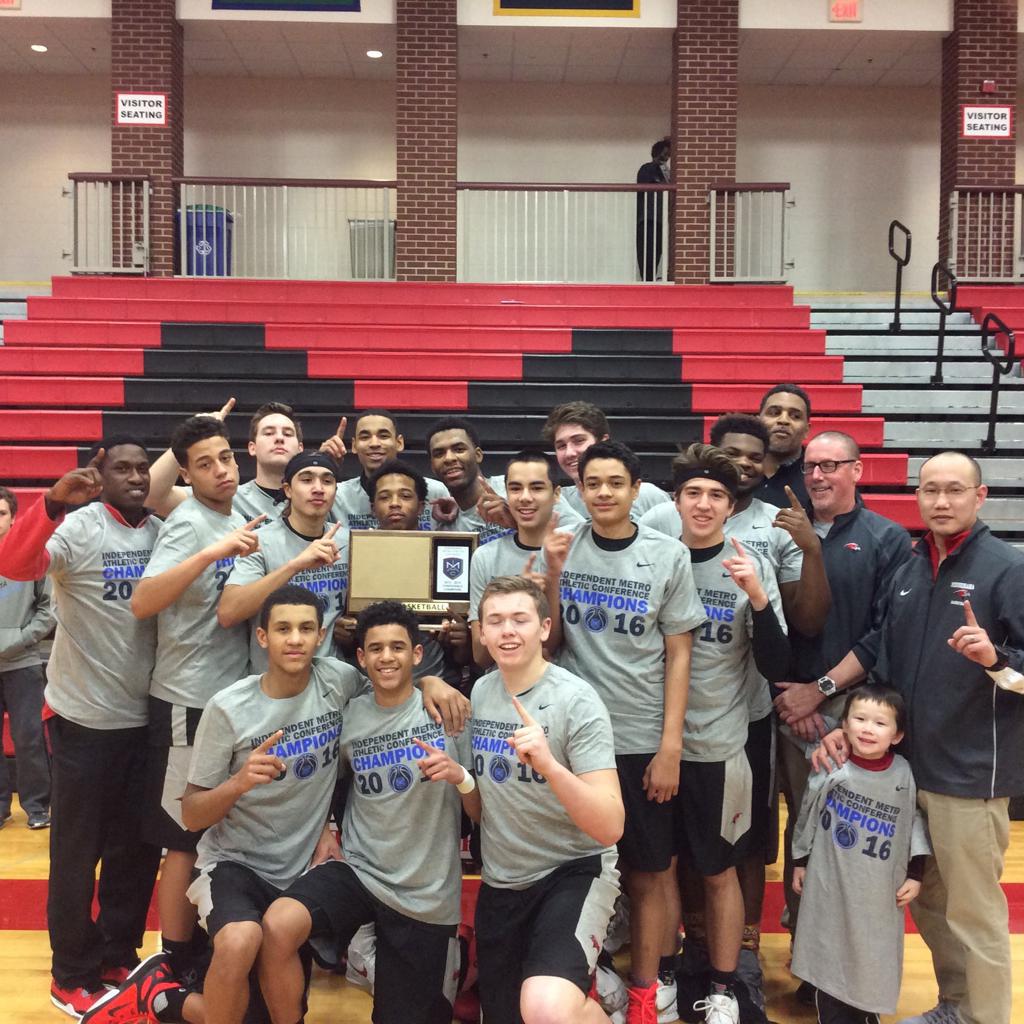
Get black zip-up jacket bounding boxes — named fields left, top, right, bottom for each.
left=873, top=520, right=1024, bottom=798
left=790, top=496, right=912, bottom=688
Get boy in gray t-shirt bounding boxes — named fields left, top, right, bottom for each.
left=792, top=688, right=929, bottom=1023
left=546, top=440, right=705, bottom=1017
left=452, top=574, right=623, bottom=1024
left=260, top=600, right=474, bottom=1024
left=220, top=451, right=349, bottom=672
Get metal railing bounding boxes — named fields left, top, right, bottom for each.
left=173, top=177, right=397, bottom=279
left=979, top=311, right=1018, bottom=453
left=888, top=219, right=912, bottom=333
left=948, top=185, right=1024, bottom=282
left=929, top=260, right=959, bottom=385
left=65, top=173, right=150, bottom=274
left=456, top=183, right=673, bottom=283
left=709, top=182, right=793, bottom=283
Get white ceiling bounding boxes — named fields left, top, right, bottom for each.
left=0, top=19, right=951, bottom=88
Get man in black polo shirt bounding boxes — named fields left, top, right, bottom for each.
left=757, top=384, right=812, bottom=508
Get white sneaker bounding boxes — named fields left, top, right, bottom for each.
left=595, top=960, right=628, bottom=1024
left=656, top=974, right=679, bottom=1023
left=897, top=1001, right=963, bottom=1024
left=693, top=992, right=740, bottom=1024
left=345, top=923, right=376, bottom=994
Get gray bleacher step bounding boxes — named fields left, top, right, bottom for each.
left=885, top=420, right=1024, bottom=447
left=826, top=337, right=981, bottom=355
left=811, top=311, right=975, bottom=327
left=907, top=457, right=1024, bottom=486
left=862, top=388, right=1024, bottom=414
left=949, top=497, right=1024, bottom=530
left=844, top=361, right=1022, bottom=383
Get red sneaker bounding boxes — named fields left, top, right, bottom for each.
left=100, top=965, right=133, bottom=988
left=49, top=980, right=108, bottom=1018
left=627, top=980, right=659, bottom=1024
left=80, top=953, right=179, bottom=1023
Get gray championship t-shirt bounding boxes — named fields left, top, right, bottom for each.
left=43, top=505, right=160, bottom=729
left=232, top=479, right=284, bottom=523
left=228, top=518, right=349, bottom=672
left=190, top=658, right=366, bottom=889
left=686, top=546, right=784, bottom=762
left=332, top=475, right=450, bottom=532
left=471, top=663, right=617, bottom=889
left=144, top=497, right=250, bottom=709
left=469, top=532, right=545, bottom=623
left=642, top=498, right=802, bottom=722
left=558, top=523, right=706, bottom=755
left=340, top=690, right=469, bottom=925
left=791, top=755, right=930, bottom=1014
left=563, top=481, right=670, bottom=522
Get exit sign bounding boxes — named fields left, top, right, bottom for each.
left=830, top=0, right=861, bottom=22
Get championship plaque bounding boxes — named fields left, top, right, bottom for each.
left=347, top=530, right=477, bottom=623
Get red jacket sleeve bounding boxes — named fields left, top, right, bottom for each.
left=0, top=497, right=60, bottom=580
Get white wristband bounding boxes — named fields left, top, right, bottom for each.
left=456, top=767, right=477, bottom=794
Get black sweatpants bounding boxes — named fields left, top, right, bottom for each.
left=46, top=716, right=162, bottom=988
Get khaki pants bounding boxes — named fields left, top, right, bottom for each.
left=912, top=790, right=1011, bottom=1024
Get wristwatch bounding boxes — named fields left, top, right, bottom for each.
left=816, top=675, right=838, bottom=697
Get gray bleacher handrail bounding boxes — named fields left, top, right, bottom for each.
left=930, top=261, right=959, bottom=385
left=980, top=311, right=1017, bottom=453
left=888, top=219, right=912, bottom=333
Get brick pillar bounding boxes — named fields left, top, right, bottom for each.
left=670, top=0, right=739, bottom=285
left=395, top=0, right=457, bottom=282
left=111, top=0, right=183, bottom=277
left=939, top=0, right=1017, bottom=276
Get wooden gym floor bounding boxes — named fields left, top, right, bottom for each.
left=1, top=796, right=1021, bottom=1023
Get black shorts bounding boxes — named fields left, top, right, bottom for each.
left=677, top=749, right=753, bottom=877
left=187, top=861, right=282, bottom=939
left=615, top=753, right=679, bottom=873
left=283, top=860, right=457, bottom=1024
left=142, top=743, right=202, bottom=853
left=745, top=714, right=776, bottom=860
left=475, top=853, right=619, bottom=1024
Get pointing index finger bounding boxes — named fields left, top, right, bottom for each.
left=255, top=729, right=283, bottom=754
left=412, top=737, right=439, bottom=756
left=244, top=514, right=268, bottom=531
left=337, top=416, right=347, bottom=438
left=963, top=599, right=979, bottom=627
left=86, top=447, right=107, bottom=470
left=324, top=521, right=342, bottom=540
left=729, top=536, right=747, bottom=557
left=218, top=397, right=236, bottom=420
left=545, top=510, right=560, bottom=535
left=784, top=485, right=802, bottom=511
left=511, top=695, right=536, bottom=727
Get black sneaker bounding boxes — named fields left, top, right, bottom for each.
left=28, top=811, right=51, bottom=829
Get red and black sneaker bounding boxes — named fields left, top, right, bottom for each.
left=80, top=953, right=179, bottom=1023
left=49, top=980, right=109, bottom=1018
left=100, top=965, right=133, bottom=988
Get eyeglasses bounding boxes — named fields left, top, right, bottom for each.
left=917, top=485, right=979, bottom=500
left=802, top=459, right=858, bottom=475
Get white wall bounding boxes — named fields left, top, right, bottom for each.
left=0, top=70, right=1001, bottom=292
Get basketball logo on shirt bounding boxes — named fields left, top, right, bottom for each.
left=388, top=764, right=414, bottom=793
left=584, top=608, right=608, bottom=633
left=833, top=821, right=859, bottom=850
left=489, top=755, right=512, bottom=783
left=294, top=754, right=318, bottom=780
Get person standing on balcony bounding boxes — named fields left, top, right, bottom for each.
left=636, top=137, right=671, bottom=282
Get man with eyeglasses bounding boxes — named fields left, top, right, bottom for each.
left=769, top=431, right=911, bottom=994
left=815, top=450, right=1024, bottom=1024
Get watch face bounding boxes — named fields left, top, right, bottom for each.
left=818, top=677, right=836, bottom=696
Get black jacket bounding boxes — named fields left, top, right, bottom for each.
left=790, top=496, right=912, bottom=686
left=874, top=521, right=1024, bottom=798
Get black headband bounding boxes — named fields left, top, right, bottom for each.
left=283, top=451, right=340, bottom=483
left=673, top=466, right=738, bottom=499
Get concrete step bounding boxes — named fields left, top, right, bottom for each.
left=844, top=361, right=1023, bottom=383
left=862, top=388, right=1024, bottom=414
left=811, top=310, right=975, bottom=327
left=907, top=456, right=1024, bottom=486
left=885, top=420, right=1024, bottom=447
left=826, top=336, right=981, bottom=356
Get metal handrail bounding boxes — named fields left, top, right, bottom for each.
left=979, top=311, right=1017, bottom=453
left=455, top=182, right=675, bottom=193
left=888, top=219, right=912, bottom=333
left=929, top=261, right=958, bottom=384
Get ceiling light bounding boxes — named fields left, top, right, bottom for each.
left=366, top=50, right=383, bottom=59
left=31, top=44, right=48, bottom=53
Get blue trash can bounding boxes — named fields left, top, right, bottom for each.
left=176, top=205, right=233, bottom=276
